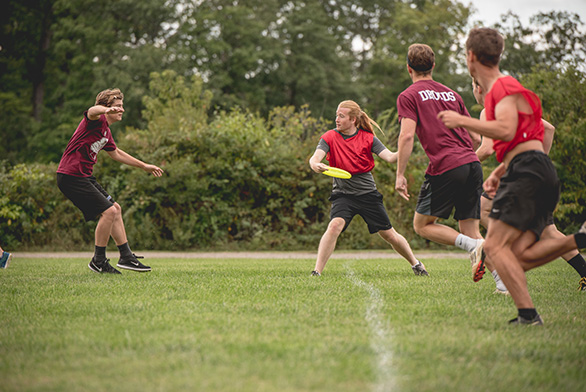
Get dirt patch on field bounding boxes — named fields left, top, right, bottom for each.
left=13, top=251, right=468, bottom=260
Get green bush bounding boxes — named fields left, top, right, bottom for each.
left=4, top=69, right=582, bottom=252
left=0, top=162, right=94, bottom=250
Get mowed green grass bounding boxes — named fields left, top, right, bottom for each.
left=1, top=256, right=585, bottom=392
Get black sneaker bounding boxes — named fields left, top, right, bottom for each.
left=412, top=261, right=429, bottom=276
left=117, top=254, right=151, bottom=272
left=311, top=270, right=321, bottom=276
left=88, top=258, right=121, bottom=274
left=578, top=277, right=586, bottom=292
left=508, top=314, right=544, bottom=326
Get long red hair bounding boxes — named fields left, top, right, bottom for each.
left=338, top=100, right=383, bottom=135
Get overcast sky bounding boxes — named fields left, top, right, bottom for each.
left=466, top=0, right=586, bottom=26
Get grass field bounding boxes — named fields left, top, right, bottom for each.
left=1, top=255, right=585, bottom=392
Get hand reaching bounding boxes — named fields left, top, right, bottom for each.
left=144, top=164, right=164, bottom=177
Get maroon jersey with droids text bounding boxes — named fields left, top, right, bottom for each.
left=321, top=129, right=375, bottom=174
left=484, top=76, right=544, bottom=163
left=397, top=79, right=479, bottom=176
left=57, top=112, right=117, bottom=177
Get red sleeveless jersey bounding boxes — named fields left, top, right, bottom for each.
left=321, top=129, right=375, bottom=174
left=485, top=76, right=544, bottom=162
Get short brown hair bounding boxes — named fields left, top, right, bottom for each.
left=466, top=28, right=504, bottom=67
left=95, top=88, right=124, bottom=107
left=407, top=44, right=434, bottom=75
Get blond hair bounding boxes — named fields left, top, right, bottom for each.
left=95, top=88, right=124, bottom=107
left=338, top=100, right=383, bottom=135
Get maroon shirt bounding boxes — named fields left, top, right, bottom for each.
left=57, top=112, right=117, bottom=177
left=397, top=79, right=479, bottom=176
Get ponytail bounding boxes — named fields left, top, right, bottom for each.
left=338, top=100, right=385, bottom=137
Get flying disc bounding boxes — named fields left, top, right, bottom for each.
left=323, top=166, right=352, bottom=179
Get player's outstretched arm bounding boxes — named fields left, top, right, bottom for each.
left=377, top=148, right=398, bottom=164
left=106, top=148, right=164, bottom=177
left=309, top=149, right=328, bottom=173
left=87, top=105, right=124, bottom=121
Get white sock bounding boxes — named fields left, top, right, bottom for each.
left=492, top=270, right=508, bottom=291
left=455, top=234, right=479, bottom=253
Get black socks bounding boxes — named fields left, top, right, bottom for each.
left=94, top=245, right=107, bottom=261
left=575, top=232, right=586, bottom=249
left=566, top=254, right=586, bottom=278
left=518, top=308, right=538, bottom=320
left=117, top=242, right=133, bottom=259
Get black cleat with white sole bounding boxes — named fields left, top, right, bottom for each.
left=117, top=254, right=151, bottom=272
left=89, top=258, right=121, bottom=274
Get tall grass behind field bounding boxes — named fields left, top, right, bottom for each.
left=1, top=257, right=585, bottom=392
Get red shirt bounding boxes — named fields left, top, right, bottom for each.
left=397, top=79, right=479, bottom=175
left=484, top=76, right=544, bottom=162
left=321, top=129, right=375, bottom=174
left=57, top=112, right=117, bottom=177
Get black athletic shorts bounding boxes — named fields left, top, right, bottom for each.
left=57, top=173, right=115, bottom=222
left=489, top=150, right=560, bottom=236
left=329, top=190, right=392, bottom=234
left=415, top=161, right=482, bottom=220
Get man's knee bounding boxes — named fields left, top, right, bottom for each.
left=102, top=203, right=121, bottom=220
left=379, top=228, right=397, bottom=242
left=327, top=218, right=346, bottom=235
left=413, top=217, right=433, bottom=236
left=483, top=238, right=500, bottom=261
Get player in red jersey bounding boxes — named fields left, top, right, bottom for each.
left=472, top=78, right=586, bottom=294
left=438, top=28, right=586, bottom=325
left=308, top=100, right=426, bottom=276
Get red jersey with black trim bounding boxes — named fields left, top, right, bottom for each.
left=57, top=112, right=117, bottom=177
left=321, top=129, right=375, bottom=174
left=485, top=76, right=544, bottom=163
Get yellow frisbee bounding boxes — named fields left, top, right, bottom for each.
left=322, top=166, right=352, bottom=179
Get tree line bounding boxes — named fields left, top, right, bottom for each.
left=1, top=1, right=585, bottom=250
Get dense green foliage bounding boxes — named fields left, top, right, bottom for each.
left=1, top=66, right=584, bottom=251
left=0, top=71, right=427, bottom=251
left=2, top=256, right=585, bottom=391
left=1, top=1, right=585, bottom=250
left=1, top=0, right=475, bottom=162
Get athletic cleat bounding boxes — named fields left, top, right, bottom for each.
left=0, top=251, right=12, bottom=269
left=117, top=254, right=151, bottom=272
left=492, top=270, right=508, bottom=294
left=88, top=258, right=121, bottom=274
left=311, top=270, right=321, bottom=276
left=578, top=277, right=586, bottom=292
left=470, top=239, right=486, bottom=282
left=412, top=261, right=429, bottom=276
left=493, top=287, right=510, bottom=296
left=508, top=314, right=544, bottom=326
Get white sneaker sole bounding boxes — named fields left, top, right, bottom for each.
left=117, top=264, right=152, bottom=272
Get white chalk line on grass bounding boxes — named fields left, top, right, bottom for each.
left=344, top=261, right=397, bottom=392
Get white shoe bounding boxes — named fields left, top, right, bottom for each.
left=470, top=239, right=485, bottom=282
left=494, top=287, right=510, bottom=296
